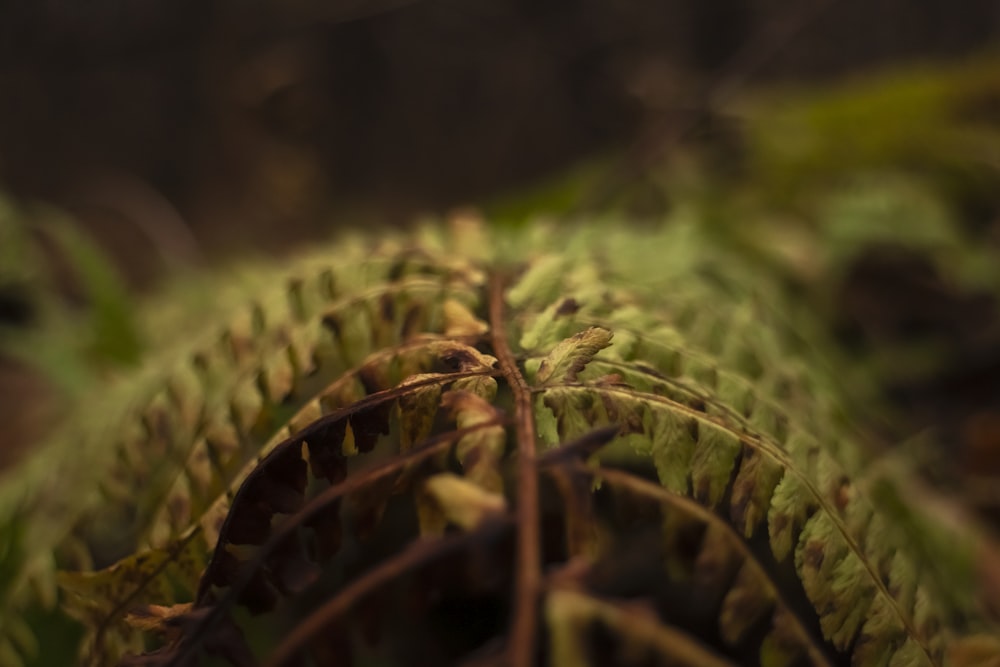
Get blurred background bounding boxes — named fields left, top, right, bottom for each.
left=0, top=0, right=996, bottom=269
left=1, top=0, right=1000, bottom=560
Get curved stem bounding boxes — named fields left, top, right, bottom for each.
left=263, top=520, right=512, bottom=667
left=489, top=273, right=540, bottom=667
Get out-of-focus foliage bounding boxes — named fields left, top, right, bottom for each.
left=633, top=54, right=1000, bottom=414
left=735, top=54, right=1000, bottom=210
left=0, top=198, right=141, bottom=385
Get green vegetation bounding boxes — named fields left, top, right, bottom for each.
left=1, top=53, right=999, bottom=667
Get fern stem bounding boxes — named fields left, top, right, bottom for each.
left=262, top=520, right=512, bottom=667
left=490, top=272, right=541, bottom=667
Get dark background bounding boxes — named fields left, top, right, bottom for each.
left=1, top=0, right=998, bottom=280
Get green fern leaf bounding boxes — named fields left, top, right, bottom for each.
left=0, top=216, right=995, bottom=667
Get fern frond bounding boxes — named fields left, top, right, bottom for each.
left=0, top=215, right=994, bottom=667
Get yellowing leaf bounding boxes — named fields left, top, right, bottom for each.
left=546, top=590, right=736, bottom=667
left=536, top=326, right=614, bottom=385
left=442, top=298, right=489, bottom=337
left=421, top=473, right=507, bottom=531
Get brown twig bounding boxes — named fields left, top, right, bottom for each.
left=489, top=272, right=541, bottom=667
left=262, top=519, right=512, bottom=667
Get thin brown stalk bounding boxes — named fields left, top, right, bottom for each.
left=262, top=520, right=511, bottom=667
left=489, top=272, right=541, bottom=667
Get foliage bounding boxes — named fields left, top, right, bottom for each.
left=734, top=53, right=1000, bottom=212
left=0, top=197, right=141, bottom=386
left=661, top=54, right=1000, bottom=418
left=1, top=212, right=997, bottom=667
